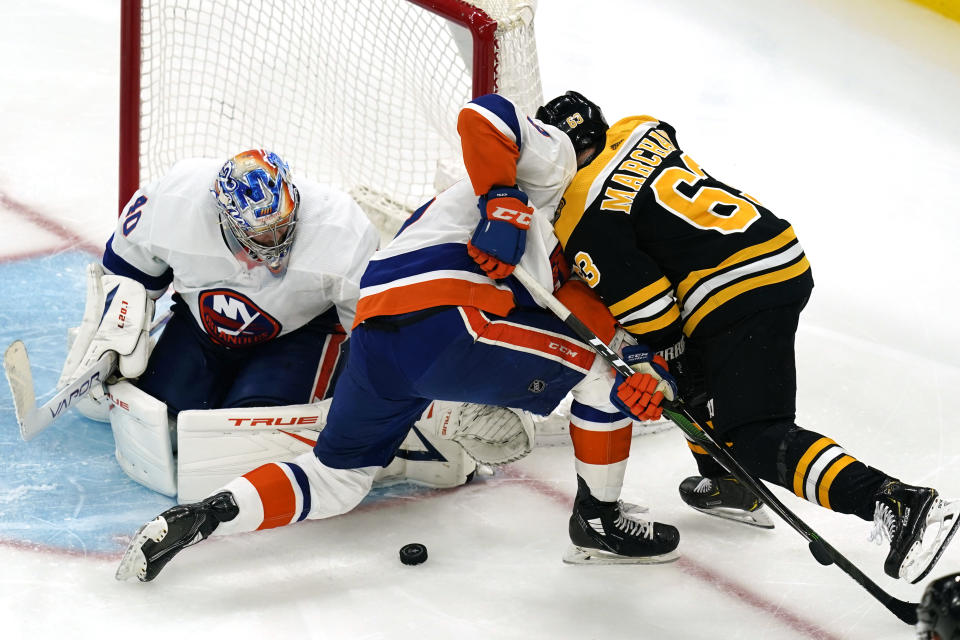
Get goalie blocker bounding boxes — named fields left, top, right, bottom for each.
left=104, top=379, right=535, bottom=501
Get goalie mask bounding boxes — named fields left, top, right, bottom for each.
left=213, top=149, right=300, bottom=275
left=918, top=573, right=960, bottom=640
left=536, top=91, right=608, bottom=167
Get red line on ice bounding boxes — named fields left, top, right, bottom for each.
left=498, top=466, right=844, bottom=640
left=0, top=189, right=101, bottom=259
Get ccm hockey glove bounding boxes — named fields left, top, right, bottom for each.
left=610, top=344, right=678, bottom=422
left=467, top=186, right=534, bottom=279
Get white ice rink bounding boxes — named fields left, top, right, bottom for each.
left=2, top=0, right=960, bottom=638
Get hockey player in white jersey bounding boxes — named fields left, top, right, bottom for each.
left=58, top=148, right=377, bottom=413
left=60, top=149, right=489, bottom=499
left=117, top=95, right=683, bottom=583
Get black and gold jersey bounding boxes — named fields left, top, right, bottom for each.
left=554, top=116, right=813, bottom=347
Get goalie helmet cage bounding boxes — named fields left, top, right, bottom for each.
left=118, top=0, right=544, bottom=237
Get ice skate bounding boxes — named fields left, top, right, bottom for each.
left=869, top=479, right=960, bottom=583
left=116, top=491, right=239, bottom=582
left=564, top=476, right=680, bottom=565
left=679, top=474, right=774, bottom=529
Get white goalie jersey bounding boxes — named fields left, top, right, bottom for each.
left=105, top=158, right=380, bottom=345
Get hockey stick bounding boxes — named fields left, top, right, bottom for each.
left=4, top=309, right=174, bottom=442
left=511, top=265, right=919, bottom=625
left=5, top=343, right=116, bottom=441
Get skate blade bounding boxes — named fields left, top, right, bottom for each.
left=689, top=504, right=775, bottom=530
left=562, top=545, right=680, bottom=566
left=902, top=498, right=960, bottom=584
left=115, top=516, right=169, bottom=582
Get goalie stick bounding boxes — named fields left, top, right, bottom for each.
left=4, top=309, right=173, bottom=442
left=511, top=265, right=919, bottom=626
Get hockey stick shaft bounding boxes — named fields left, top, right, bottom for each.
left=511, top=265, right=918, bottom=625
left=5, top=308, right=173, bottom=442
left=5, top=342, right=117, bottom=441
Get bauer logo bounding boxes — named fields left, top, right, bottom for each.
left=198, top=289, right=281, bottom=347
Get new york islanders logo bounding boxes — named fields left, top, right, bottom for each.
left=198, top=289, right=281, bottom=347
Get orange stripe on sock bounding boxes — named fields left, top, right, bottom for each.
left=570, top=424, right=633, bottom=465
left=817, top=455, right=856, bottom=510
left=244, top=463, right=296, bottom=530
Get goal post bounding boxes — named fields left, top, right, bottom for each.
left=118, top=0, right=544, bottom=236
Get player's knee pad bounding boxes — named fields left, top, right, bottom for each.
left=108, top=380, right=177, bottom=497
left=416, top=400, right=535, bottom=465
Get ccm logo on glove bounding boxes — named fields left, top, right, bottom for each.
left=489, top=206, right=533, bottom=226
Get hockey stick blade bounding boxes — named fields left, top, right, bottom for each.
left=511, top=266, right=920, bottom=625
left=4, top=341, right=117, bottom=441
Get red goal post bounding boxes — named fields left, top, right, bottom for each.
left=118, top=0, right=543, bottom=236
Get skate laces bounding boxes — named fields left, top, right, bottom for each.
left=869, top=502, right=896, bottom=545
left=615, top=500, right=654, bottom=539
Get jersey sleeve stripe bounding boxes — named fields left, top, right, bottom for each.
left=458, top=107, right=520, bottom=194
left=616, top=292, right=676, bottom=326
left=102, top=235, right=173, bottom=295
left=608, top=276, right=673, bottom=316
left=622, top=304, right=681, bottom=335
left=466, top=94, right=523, bottom=146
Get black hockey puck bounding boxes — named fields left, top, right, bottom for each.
left=399, top=543, right=428, bottom=565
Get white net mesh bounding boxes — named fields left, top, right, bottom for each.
left=134, top=0, right=543, bottom=238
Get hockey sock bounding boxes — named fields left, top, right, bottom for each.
left=681, top=406, right=728, bottom=477
left=727, top=422, right=887, bottom=519
left=568, top=400, right=633, bottom=502
left=214, top=460, right=314, bottom=535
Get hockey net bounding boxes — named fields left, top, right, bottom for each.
left=119, top=0, right=543, bottom=239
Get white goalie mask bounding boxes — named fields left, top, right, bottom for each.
left=213, top=149, right=300, bottom=275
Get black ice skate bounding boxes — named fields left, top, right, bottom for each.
left=679, top=474, right=774, bottom=529
left=115, top=491, right=239, bottom=582
left=869, top=479, right=960, bottom=583
left=564, top=476, right=680, bottom=565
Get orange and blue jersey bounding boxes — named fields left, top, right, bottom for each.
left=353, top=93, right=576, bottom=328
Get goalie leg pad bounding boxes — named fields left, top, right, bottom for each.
left=109, top=381, right=177, bottom=497
left=175, top=400, right=473, bottom=502
left=377, top=425, right=477, bottom=488
left=417, top=400, right=535, bottom=465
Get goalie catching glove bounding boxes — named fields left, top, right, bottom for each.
left=610, top=344, right=677, bottom=422
left=58, top=263, right=155, bottom=419
left=467, top=186, right=534, bottom=280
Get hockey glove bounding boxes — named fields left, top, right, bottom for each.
left=467, top=186, right=534, bottom=279
left=610, top=345, right=678, bottom=422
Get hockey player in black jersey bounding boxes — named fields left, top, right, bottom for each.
left=537, top=91, right=959, bottom=583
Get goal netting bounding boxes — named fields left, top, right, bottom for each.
left=119, top=0, right=544, bottom=239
